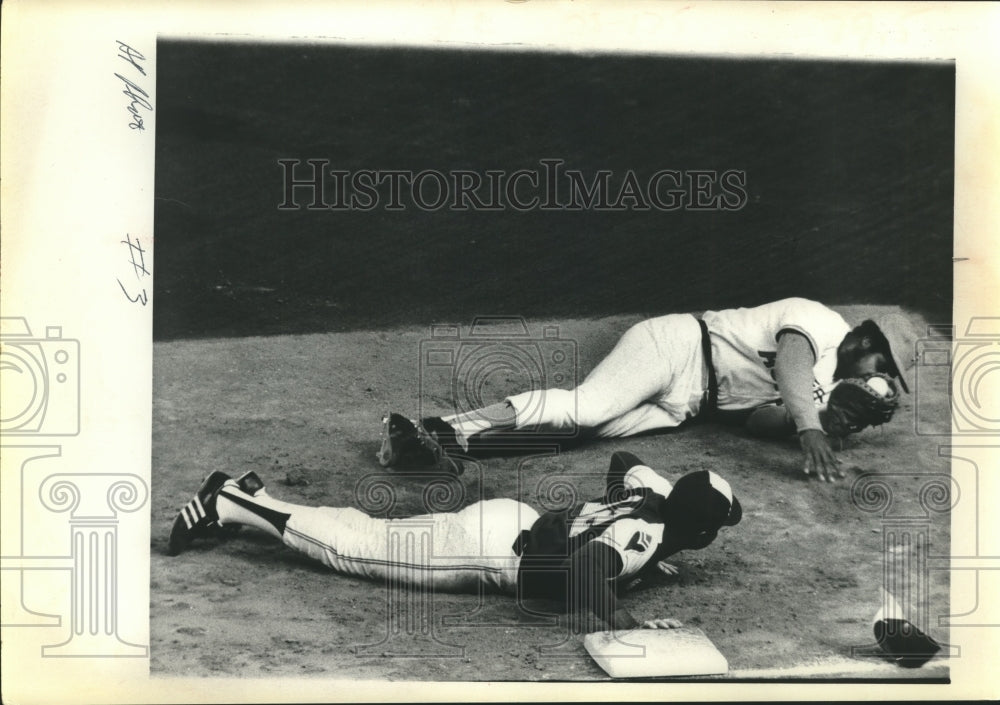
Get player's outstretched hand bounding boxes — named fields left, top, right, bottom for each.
left=642, top=618, right=683, bottom=629
left=799, top=429, right=845, bottom=482
left=657, top=561, right=679, bottom=576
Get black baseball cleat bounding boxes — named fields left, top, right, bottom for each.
left=874, top=618, right=942, bottom=668
left=167, top=470, right=268, bottom=555
left=168, top=470, right=231, bottom=556
left=376, top=412, right=463, bottom=475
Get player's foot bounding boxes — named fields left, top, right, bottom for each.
left=168, top=470, right=266, bottom=555
left=421, top=415, right=465, bottom=452
left=874, top=617, right=942, bottom=668
left=376, top=412, right=463, bottom=475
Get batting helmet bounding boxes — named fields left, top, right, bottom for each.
left=663, top=470, right=742, bottom=547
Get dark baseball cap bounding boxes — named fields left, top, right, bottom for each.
left=862, top=314, right=917, bottom=393
left=663, top=470, right=742, bottom=538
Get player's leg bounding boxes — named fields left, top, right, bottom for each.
left=277, top=497, right=537, bottom=592
left=167, top=470, right=315, bottom=556
left=427, top=314, right=704, bottom=448
left=592, top=402, right=694, bottom=438
left=587, top=315, right=708, bottom=437
left=437, top=402, right=518, bottom=447
left=169, top=471, right=536, bottom=593
left=169, top=472, right=391, bottom=581
left=379, top=319, right=674, bottom=465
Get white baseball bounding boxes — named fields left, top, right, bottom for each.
left=867, top=377, right=891, bottom=396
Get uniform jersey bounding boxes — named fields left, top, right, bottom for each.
left=702, top=297, right=850, bottom=410
left=516, top=465, right=673, bottom=597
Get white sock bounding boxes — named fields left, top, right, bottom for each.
left=443, top=401, right=518, bottom=449
left=445, top=423, right=470, bottom=452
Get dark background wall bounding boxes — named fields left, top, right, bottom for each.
left=154, top=42, right=953, bottom=340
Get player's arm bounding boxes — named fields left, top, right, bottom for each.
left=567, top=541, right=680, bottom=632
left=566, top=541, right=636, bottom=631
left=744, top=403, right=797, bottom=438
left=629, top=536, right=684, bottom=584
left=774, top=331, right=843, bottom=482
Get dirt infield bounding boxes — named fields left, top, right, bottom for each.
left=150, top=307, right=951, bottom=681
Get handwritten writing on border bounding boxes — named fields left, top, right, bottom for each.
left=116, top=234, right=149, bottom=306
left=115, top=41, right=151, bottom=131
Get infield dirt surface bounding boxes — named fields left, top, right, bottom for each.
left=150, top=307, right=951, bottom=681
left=150, top=42, right=954, bottom=681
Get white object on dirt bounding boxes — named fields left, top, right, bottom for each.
left=584, top=626, right=728, bottom=678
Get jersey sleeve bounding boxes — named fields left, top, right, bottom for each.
left=592, top=517, right=665, bottom=580
left=774, top=298, right=851, bottom=360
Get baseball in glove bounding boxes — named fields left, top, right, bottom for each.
left=823, top=373, right=900, bottom=437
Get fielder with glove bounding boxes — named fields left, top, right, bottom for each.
left=168, top=451, right=741, bottom=633
left=823, top=373, right=901, bottom=437
left=379, top=299, right=917, bottom=484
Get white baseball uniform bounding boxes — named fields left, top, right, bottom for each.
left=505, top=297, right=850, bottom=438
left=282, top=498, right=539, bottom=593
left=278, top=463, right=683, bottom=597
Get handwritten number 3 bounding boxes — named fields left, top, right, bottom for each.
left=118, top=279, right=148, bottom=306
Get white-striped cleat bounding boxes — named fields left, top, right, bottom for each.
left=167, top=470, right=232, bottom=556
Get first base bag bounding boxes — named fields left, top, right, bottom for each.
left=584, top=626, right=729, bottom=678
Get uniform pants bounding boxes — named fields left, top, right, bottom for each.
left=282, top=498, right=540, bottom=594
left=506, top=314, right=708, bottom=437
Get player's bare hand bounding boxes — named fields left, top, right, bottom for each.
left=799, top=429, right=844, bottom=482
left=657, top=561, right=679, bottom=576
left=642, top=618, right=683, bottom=629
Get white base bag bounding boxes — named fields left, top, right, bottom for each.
left=584, top=626, right=729, bottom=678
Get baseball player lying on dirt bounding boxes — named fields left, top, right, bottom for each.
left=168, top=451, right=742, bottom=632
left=379, top=298, right=916, bottom=483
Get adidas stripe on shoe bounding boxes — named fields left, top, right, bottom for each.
left=167, top=470, right=231, bottom=556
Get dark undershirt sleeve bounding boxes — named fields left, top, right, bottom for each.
left=604, top=471, right=628, bottom=503
left=566, top=540, right=640, bottom=631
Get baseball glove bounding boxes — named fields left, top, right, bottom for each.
left=824, top=373, right=900, bottom=437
